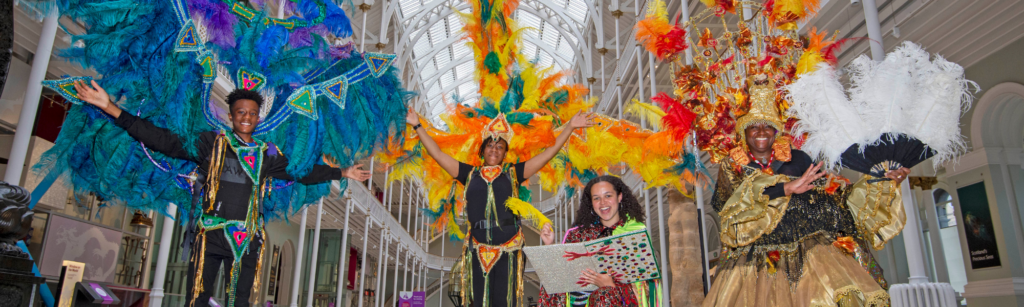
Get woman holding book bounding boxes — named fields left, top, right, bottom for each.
left=538, top=175, right=662, bottom=307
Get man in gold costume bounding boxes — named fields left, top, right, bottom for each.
left=703, top=74, right=910, bottom=307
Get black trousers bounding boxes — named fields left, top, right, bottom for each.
left=470, top=249, right=521, bottom=307
left=185, top=229, right=261, bottom=307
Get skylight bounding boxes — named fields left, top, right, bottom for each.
left=397, top=0, right=589, bottom=125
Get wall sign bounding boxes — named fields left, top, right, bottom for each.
left=57, top=261, right=84, bottom=307
left=956, top=182, right=1001, bottom=269
left=398, top=291, right=425, bottom=307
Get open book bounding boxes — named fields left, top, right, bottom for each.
left=523, top=229, right=661, bottom=294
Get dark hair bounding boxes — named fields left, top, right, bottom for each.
left=572, top=175, right=645, bottom=227
left=477, top=136, right=509, bottom=159
left=226, top=89, right=264, bottom=109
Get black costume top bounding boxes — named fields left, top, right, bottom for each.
left=711, top=149, right=860, bottom=246
left=454, top=161, right=527, bottom=245
left=114, top=113, right=342, bottom=221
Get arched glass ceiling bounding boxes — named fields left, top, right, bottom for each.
left=398, top=0, right=589, bottom=124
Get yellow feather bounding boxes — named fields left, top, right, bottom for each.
left=647, top=0, right=668, bottom=21
left=505, top=197, right=553, bottom=229
left=625, top=99, right=666, bottom=130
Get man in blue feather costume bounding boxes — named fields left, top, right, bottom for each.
left=74, top=79, right=371, bottom=307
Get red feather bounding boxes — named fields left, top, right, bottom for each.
left=819, top=37, right=862, bottom=64
left=651, top=92, right=678, bottom=110
left=655, top=26, right=688, bottom=60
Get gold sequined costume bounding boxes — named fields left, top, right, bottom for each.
left=703, top=151, right=905, bottom=307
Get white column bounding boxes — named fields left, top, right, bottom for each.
left=616, top=86, right=623, bottom=120
left=643, top=184, right=651, bottom=227
left=412, top=197, right=420, bottom=243
left=680, top=0, right=693, bottom=65
left=290, top=207, right=310, bottom=307
left=397, top=180, right=405, bottom=224
left=614, top=12, right=620, bottom=59
left=635, top=48, right=646, bottom=128
left=999, top=155, right=1024, bottom=271
left=4, top=6, right=59, bottom=184
left=648, top=51, right=657, bottom=99
left=569, top=193, right=575, bottom=226
left=306, top=199, right=326, bottom=307
left=141, top=210, right=158, bottom=289
left=368, top=157, right=375, bottom=193
left=900, top=183, right=929, bottom=284
left=406, top=186, right=415, bottom=231
left=404, top=252, right=411, bottom=291
left=693, top=132, right=711, bottom=291
left=336, top=196, right=354, bottom=306
left=439, top=230, right=445, bottom=307
left=559, top=195, right=564, bottom=240
left=359, top=9, right=368, bottom=52
left=861, top=0, right=886, bottom=61
left=920, top=189, right=950, bottom=282
left=391, top=245, right=402, bottom=307
left=374, top=232, right=389, bottom=307
left=656, top=187, right=669, bottom=306
left=148, top=204, right=177, bottom=307
left=407, top=258, right=415, bottom=290
left=695, top=172, right=711, bottom=291
left=384, top=169, right=392, bottom=210
left=358, top=217, right=372, bottom=307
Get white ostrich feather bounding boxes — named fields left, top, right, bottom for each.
left=786, top=63, right=870, bottom=171
left=904, top=47, right=977, bottom=166
left=849, top=42, right=928, bottom=139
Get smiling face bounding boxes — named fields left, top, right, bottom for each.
left=744, top=122, right=777, bottom=156
left=590, top=181, right=623, bottom=227
left=479, top=137, right=508, bottom=166
left=229, top=99, right=260, bottom=136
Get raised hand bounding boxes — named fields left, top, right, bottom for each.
left=343, top=164, right=372, bottom=181
left=568, top=111, right=596, bottom=129
left=784, top=162, right=826, bottom=196
left=540, top=223, right=554, bottom=245
left=73, top=80, right=112, bottom=109
left=884, top=167, right=911, bottom=185
left=406, top=108, right=421, bottom=127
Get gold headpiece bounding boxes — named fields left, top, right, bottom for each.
left=483, top=112, right=514, bottom=143
left=735, top=75, right=785, bottom=134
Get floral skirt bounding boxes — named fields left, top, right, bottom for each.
left=703, top=234, right=889, bottom=307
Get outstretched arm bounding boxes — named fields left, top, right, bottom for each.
left=407, top=109, right=460, bottom=177
left=75, top=80, right=199, bottom=162
left=523, top=112, right=595, bottom=178
left=267, top=156, right=372, bottom=184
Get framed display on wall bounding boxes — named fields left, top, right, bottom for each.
left=956, top=181, right=1001, bottom=269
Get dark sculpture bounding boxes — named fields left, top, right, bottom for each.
left=0, top=181, right=32, bottom=258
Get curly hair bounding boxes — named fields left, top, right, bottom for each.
left=572, top=175, right=645, bottom=227
left=226, top=89, right=264, bottom=109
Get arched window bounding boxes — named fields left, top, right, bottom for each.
left=934, top=189, right=956, bottom=228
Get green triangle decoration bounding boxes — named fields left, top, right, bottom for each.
left=286, top=85, right=318, bottom=120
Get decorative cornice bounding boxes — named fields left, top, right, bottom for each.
left=909, top=176, right=938, bottom=190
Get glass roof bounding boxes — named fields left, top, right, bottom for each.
left=397, top=0, right=589, bottom=124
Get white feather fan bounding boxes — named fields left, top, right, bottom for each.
left=785, top=63, right=870, bottom=170
left=785, top=41, right=975, bottom=173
